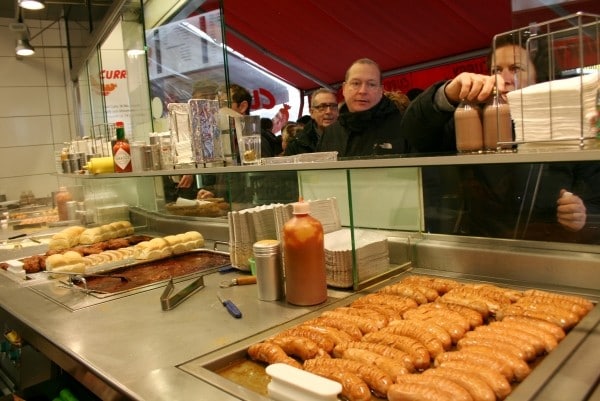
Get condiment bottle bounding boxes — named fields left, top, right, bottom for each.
left=112, top=121, right=132, bottom=173
left=282, top=201, right=327, bottom=306
left=483, top=90, right=513, bottom=151
left=54, top=186, right=72, bottom=221
left=454, top=100, right=483, bottom=153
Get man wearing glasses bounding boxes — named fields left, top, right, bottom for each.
left=318, top=58, right=407, bottom=157
left=284, top=88, right=339, bottom=155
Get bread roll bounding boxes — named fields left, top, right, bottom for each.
left=46, top=251, right=85, bottom=275
left=48, top=226, right=85, bottom=250
left=183, top=231, right=204, bottom=250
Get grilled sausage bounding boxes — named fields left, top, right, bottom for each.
left=400, top=275, right=461, bottom=294
left=268, top=336, right=329, bottom=361
left=304, top=357, right=393, bottom=396
left=381, top=322, right=445, bottom=358
left=331, top=306, right=389, bottom=328
left=439, top=293, right=490, bottom=318
left=402, top=310, right=467, bottom=344
left=387, top=381, right=456, bottom=401
left=489, top=321, right=558, bottom=353
left=496, top=304, right=577, bottom=330
left=299, top=324, right=354, bottom=346
left=435, top=350, right=515, bottom=381
left=501, top=315, right=566, bottom=341
left=379, top=284, right=429, bottom=304
left=340, top=348, right=409, bottom=379
left=458, top=345, right=531, bottom=382
left=321, top=310, right=381, bottom=334
left=333, top=341, right=414, bottom=370
left=351, top=293, right=419, bottom=315
left=474, top=325, right=545, bottom=356
left=423, top=366, right=496, bottom=401
left=276, top=327, right=335, bottom=353
left=463, top=330, right=536, bottom=360
left=431, top=301, right=484, bottom=328
left=247, top=342, right=302, bottom=368
left=406, top=304, right=471, bottom=331
left=362, top=331, right=429, bottom=370
left=303, top=361, right=371, bottom=401
left=304, top=316, right=363, bottom=341
left=436, top=360, right=512, bottom=399
left=350, top=303, right=404, bottom=321
left=522, top=289, right=594, bottom=312
left=392, top=373, right=473, bottom=401
left=457, top=336, right=531, bottom=362
left=388, top=319, right=452, bottom=350
left=517, top=295, right=589, bottom=318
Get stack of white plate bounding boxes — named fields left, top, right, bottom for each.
left=507, top=71, right=599, bottom=142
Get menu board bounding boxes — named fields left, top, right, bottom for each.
left=146, top=10, right=224, bottom=80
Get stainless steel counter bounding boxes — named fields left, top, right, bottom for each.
left=0, top=231, right=598, bottom=401
left=0, top=265, right=353, bottom=401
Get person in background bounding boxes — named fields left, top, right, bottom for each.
left=406, top=87, right=424, bottom=101
left=284, top=88, right=339, bottom=155
left=297, top=115, right=312, bottom=126
left=317, top=58, right=408, bottom=157
left=196, top=83, right=254, bottom=200
left=260, top=117, right=283, bottom=158
left=280, top=122, right=302, bottom=155
left=384, top=90, right=411, bottom=113
left=402, top=32, right=599, bottom=242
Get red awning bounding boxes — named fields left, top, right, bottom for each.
left=197, top=0, right=599, bottom=91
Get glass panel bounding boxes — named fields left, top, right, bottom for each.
left=422, top=161, right=600, bottom=244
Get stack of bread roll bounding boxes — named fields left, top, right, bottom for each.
left=45, top=251, right=86, bottom=275
left=83, top=246, right=136, bottom=269
left=48, top=221, right=134, bottom=251
left=134, top=231, right=204, bottom=260
left=48, top=226, right=86, bottom=251
left=79, top=221, right=134, bottom=244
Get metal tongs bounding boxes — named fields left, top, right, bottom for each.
left=160, top=275, right=205, bottom=311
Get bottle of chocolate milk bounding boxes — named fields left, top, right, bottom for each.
left=454, top=101, right=483, bottom=152
left=483, top=92, right=513, bottom=151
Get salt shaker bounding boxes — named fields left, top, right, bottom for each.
left=253, top=239, right=284, bottom=301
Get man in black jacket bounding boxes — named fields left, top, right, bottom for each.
left=318, top=58, right=409, bottom=158
left=284, top=88, right=339, bottom=155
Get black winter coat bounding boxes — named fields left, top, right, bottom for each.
left=318, top=96, right=408, bottom=158
left=284, top=119, right=320, bottom=156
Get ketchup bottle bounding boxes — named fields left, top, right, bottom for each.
left=112, top=121, right=132, bottom=173
left=282, top=201, right=327, bottom=306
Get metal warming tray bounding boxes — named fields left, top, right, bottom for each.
left=23, top=249, right=231, bottom=311
left=178, top=270, right=599, bottom=401
left=177, top=229, right=600, bottom=401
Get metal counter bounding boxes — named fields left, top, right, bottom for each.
left=0, top=232, right=598, bottom=401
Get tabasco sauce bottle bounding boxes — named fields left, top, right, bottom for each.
left=112, top=121, right=132, bottom=173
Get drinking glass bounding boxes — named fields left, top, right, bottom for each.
left=233, top=115, right=261, bottom=164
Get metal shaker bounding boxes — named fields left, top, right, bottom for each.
left=253, top=239, right=284, bottom=301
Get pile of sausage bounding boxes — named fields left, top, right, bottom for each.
left=247, top=275, right=594, bottom=401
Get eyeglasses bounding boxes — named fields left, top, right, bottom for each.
left=312, top=103, right=338, bottom=112
left=345, top=80, right=381, bottom=91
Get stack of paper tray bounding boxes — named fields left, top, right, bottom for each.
left=324, top=228, right=389, bottom=288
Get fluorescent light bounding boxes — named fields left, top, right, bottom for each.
left=18, top=0, right=46, bottom=10
left=16, top=39, right=35, bottom=56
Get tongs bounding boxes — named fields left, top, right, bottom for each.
left=160, top=275, right=205, bottom=311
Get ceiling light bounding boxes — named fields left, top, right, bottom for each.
left=18, top=0, right=46, bottom=10
left=16, top=39, right=35, bottom=56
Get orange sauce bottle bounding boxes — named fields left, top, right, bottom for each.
left=282, top=201, right=327, bottom=306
